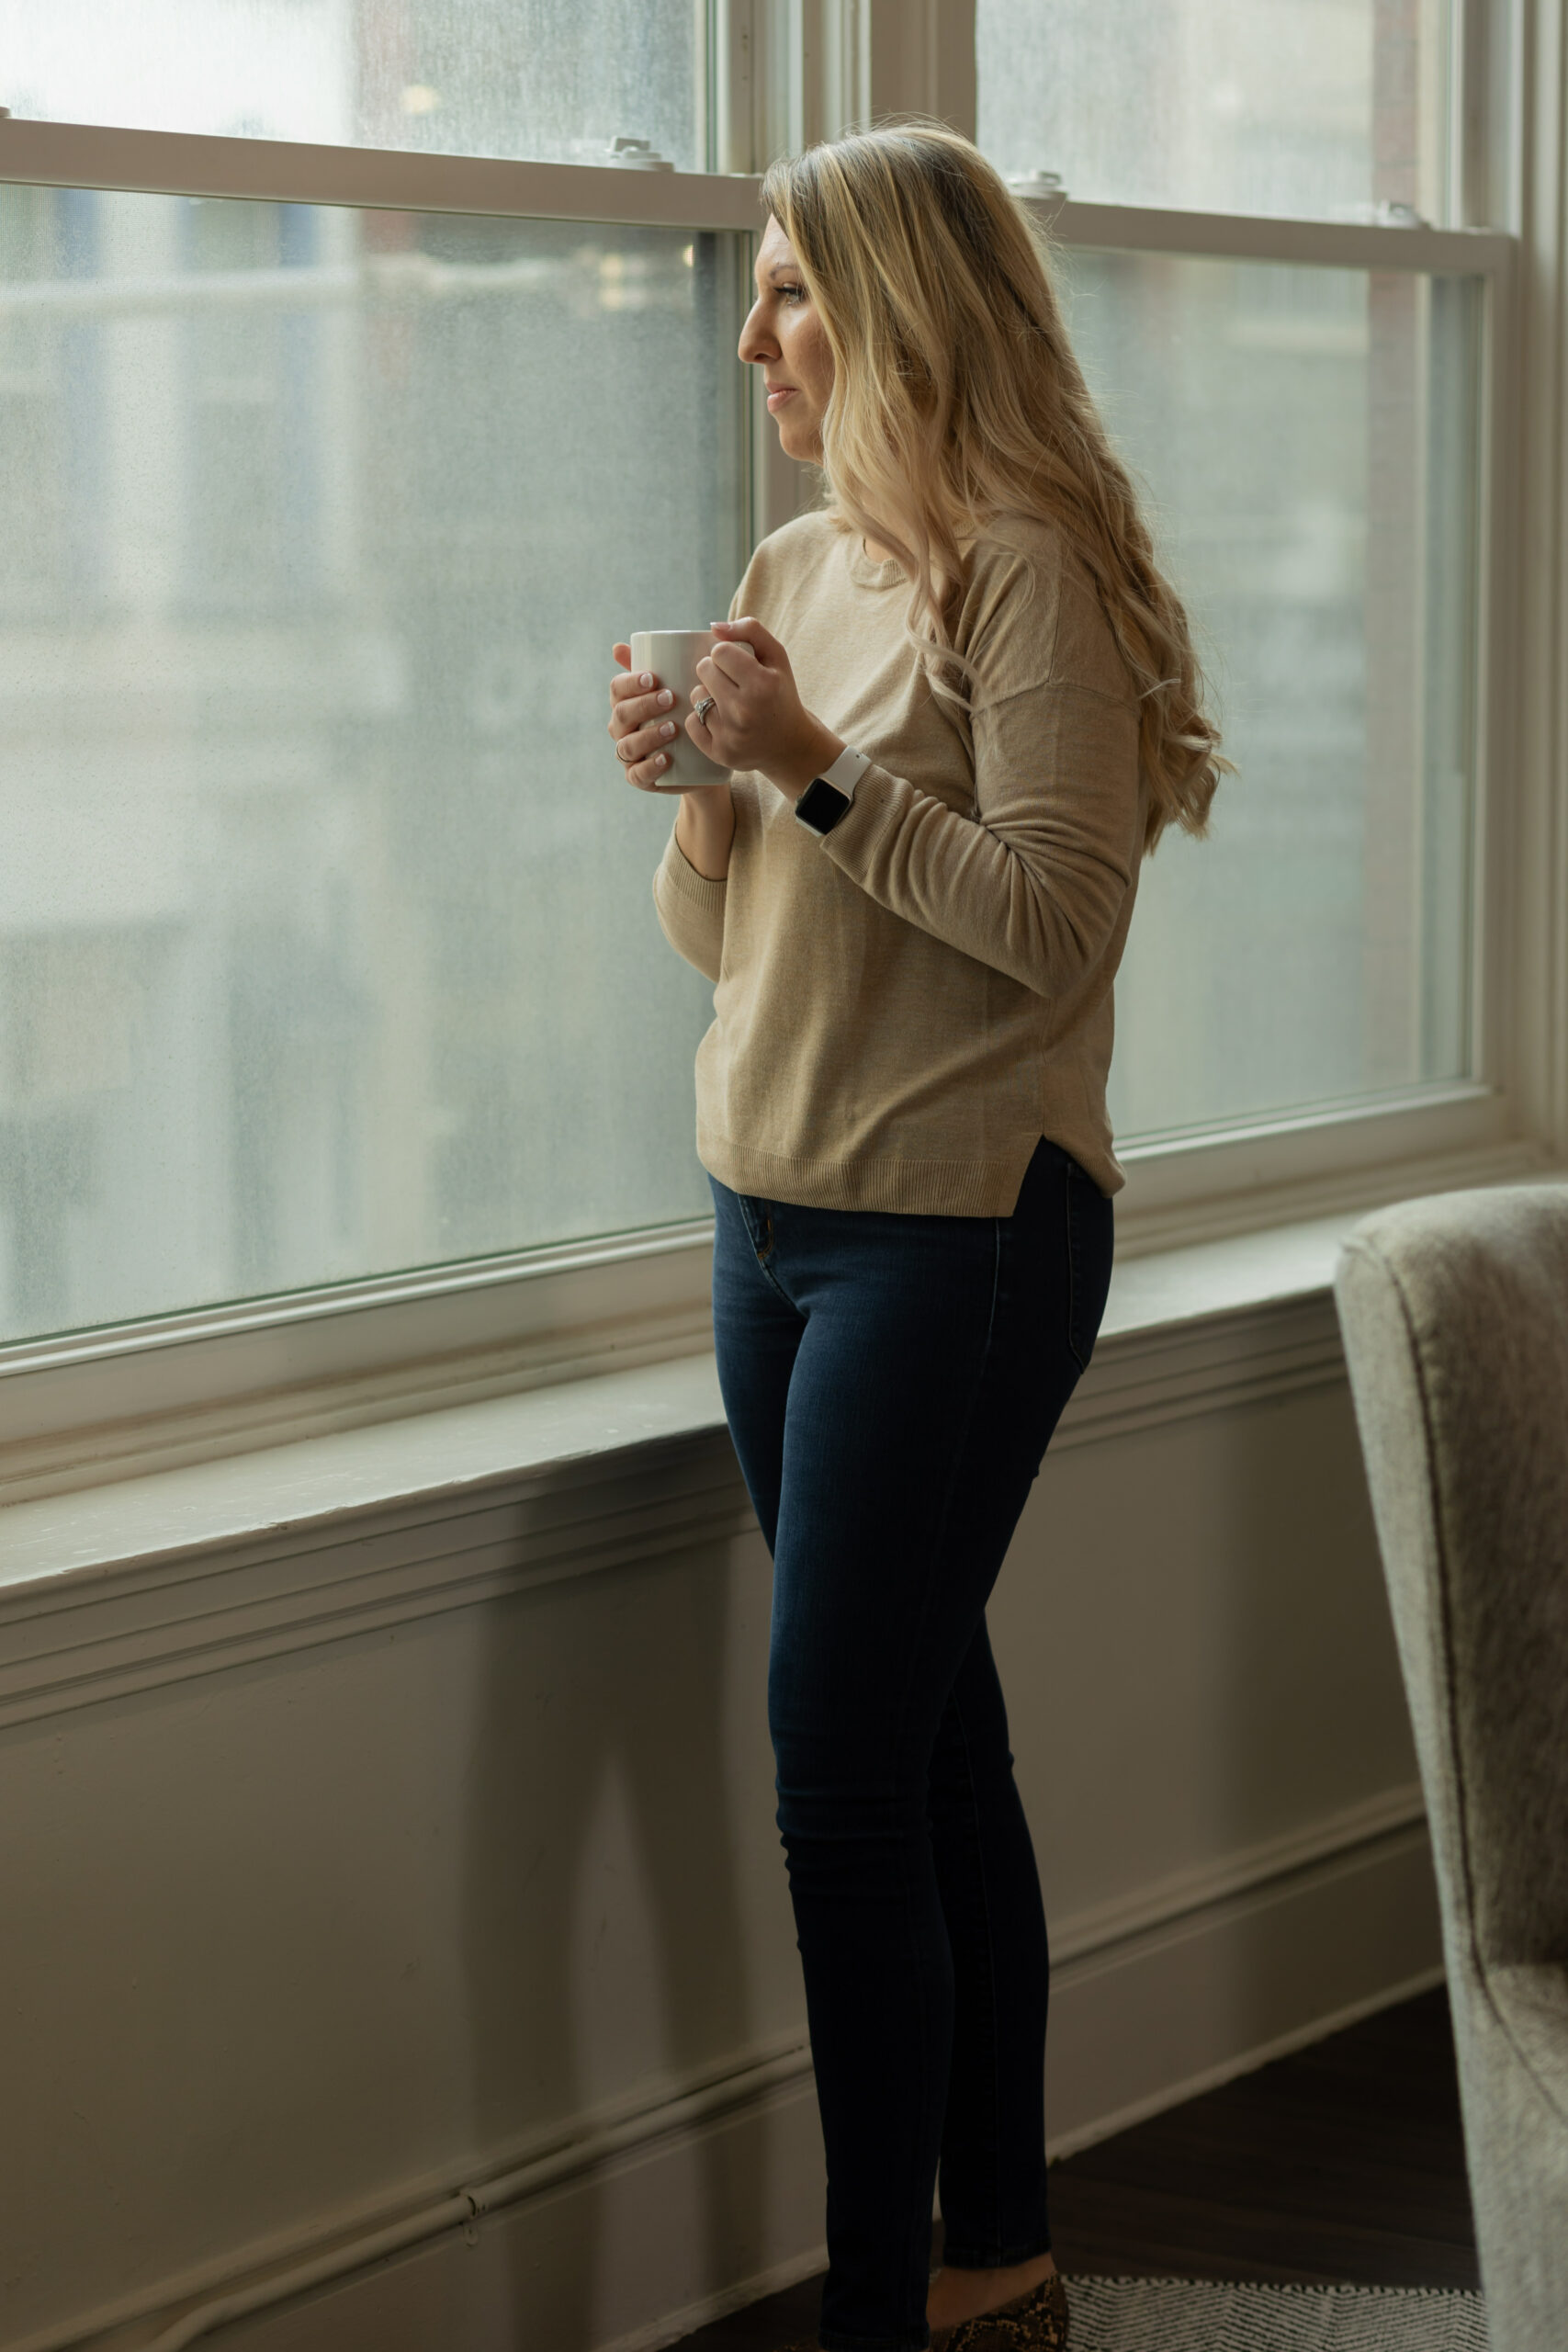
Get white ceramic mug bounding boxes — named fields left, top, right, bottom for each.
left=627, top=629, right=732, bottom=791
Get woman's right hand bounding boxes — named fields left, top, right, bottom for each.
left=608, top=646, right=685, bottom=790
left=609, top=644, right=735, bottom=879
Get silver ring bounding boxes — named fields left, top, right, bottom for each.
left=694, top=694, right=717, bottom=727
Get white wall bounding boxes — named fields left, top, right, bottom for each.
left=0, top=1304, right=1440, bottom=2352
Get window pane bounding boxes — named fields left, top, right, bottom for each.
left=978, top=0, right=1451, bottom=222
left=0, top=187, right=747, bottom=1344
left=1058, top=252, right=1481, bottom=1142
left=3, top=1, right=704, bottom=173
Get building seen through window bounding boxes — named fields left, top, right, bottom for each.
left=2, top=0, right=704, bottom=170
left=0, top=181, right=744, bottom=1341
left=978, top=0, right=1476, bottom=1143
left=978, top=0, right=1451, bottom=222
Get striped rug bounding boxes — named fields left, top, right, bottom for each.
left=1065, top=2277, right=1487, bottom=2349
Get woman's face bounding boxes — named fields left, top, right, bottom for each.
left=739, top=215, right=834, bottom=464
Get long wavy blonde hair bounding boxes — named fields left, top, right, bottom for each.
left=761, top=124, right=1229, bottom=849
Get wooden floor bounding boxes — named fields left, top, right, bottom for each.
left=671, top=1987, right=1478, bottom=2349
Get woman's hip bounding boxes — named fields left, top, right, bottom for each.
left=709, top=1134, right=1113, bottom=1400
left=711, top=1136, right=1114, bottom=1758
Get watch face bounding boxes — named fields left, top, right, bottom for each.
left=796, top=777, right=849, bottom=835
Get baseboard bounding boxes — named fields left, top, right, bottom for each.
left=195, top=2071, right=831, bottom=2352
left=1043, top=1816, right=1444, bottom=2157
left=59, top=1807, right=1443, bottom=2352
left=1043, top=1961, right=1447, bottom=2165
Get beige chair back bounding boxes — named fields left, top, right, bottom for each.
left=1336, top=1184, right=1568, bottom=2352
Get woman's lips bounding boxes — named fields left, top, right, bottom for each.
left=766, top=386, right=796, bottom=411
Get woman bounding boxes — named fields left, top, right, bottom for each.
left=607, top=126, right=1224, bottom=2352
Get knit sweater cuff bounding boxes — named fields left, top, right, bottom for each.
left=818, top=758, right=896, bottom=865
left=659, top=827, right=728, bottom=913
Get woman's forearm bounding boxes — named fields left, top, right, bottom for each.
left=675, top=785, right=736, bottom=880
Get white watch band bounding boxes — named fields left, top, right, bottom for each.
left=822, top=744, right=871, bottom=798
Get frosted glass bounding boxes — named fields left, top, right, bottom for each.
left=2, top=0, right=702, bottom=172
left=978, top=0, right=1450, bottom=222
left=0, top=186, right=746, bottom=1342
left=1066, top=252, right=1481, bottom=1141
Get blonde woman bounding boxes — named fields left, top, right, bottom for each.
left=608, top=126, right=1224, bottom=2352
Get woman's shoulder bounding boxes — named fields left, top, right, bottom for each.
left=737, top=507, right=841, bottom=598
left=959, top=514, right=1136, bottom=711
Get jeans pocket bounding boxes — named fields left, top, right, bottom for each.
left=1065, top=1160, right=1114, bottom=1373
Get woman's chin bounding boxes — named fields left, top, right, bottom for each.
left=775, top=416, right=821, bottom=465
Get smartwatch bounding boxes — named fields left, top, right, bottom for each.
left=794, top=743, right=871, bottom=837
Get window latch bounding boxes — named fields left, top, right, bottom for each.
left=607, top=137, right=673, bottom=172
left=1332, top=199, right=1429, bottom=228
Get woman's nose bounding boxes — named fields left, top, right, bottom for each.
left=739, top=304, right=776, bottom=365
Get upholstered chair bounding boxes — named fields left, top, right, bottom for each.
left=1335, top=1185, right=1568, bottom=2352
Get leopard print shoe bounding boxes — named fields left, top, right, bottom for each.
left=931, top=2266, right=1069, bottom=2351
left=778, top=2266, right=1068, bottom=2352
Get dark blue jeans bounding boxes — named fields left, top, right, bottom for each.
left=708, top=1136, right=1114, bottom=2351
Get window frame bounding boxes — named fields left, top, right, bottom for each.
left=0, top=0, right=1560, bottom=1502
left=1025, top=191, right=1527, bottom=1238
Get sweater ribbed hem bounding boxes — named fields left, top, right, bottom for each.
left=656, top=830, right=728, bottom=913
left=698, top=1130, right=1034, bottom=1217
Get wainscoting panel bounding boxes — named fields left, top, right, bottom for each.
left=3, top=1311, right=1438, bottom=2352
left=78, top=1820, right=1438, bottom=2352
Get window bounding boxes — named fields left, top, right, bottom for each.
left=0, top=3, right=1553, bottom=1476
left=3, top=0, right=707, bottom=171
left=977, top=0, right=1452, bottom=223
left=0, top=185, right=747, bottom=1343
left=976, top=0, right=1517, bottom=1201
left=1084, top=254, right=1482, bottom=1139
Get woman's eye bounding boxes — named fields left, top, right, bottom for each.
left=778, top=283, right=806, bottom=304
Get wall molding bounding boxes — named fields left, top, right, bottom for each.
left=21, top=2031, right=821, bottom=2352
left=1053, top=1291, right=1347, bottom=1452
left=5, top=1138, right=1555, bottom=1519
left=30, top=1787, right=1437, bottom=2352
left=0, top=1285, right=1363, bottom=1731
left=1047, top=1780, right=1427, bottom=1968
left=1044, top=1951, right=1447, bottom=2168
left=1044, top=1817, right=1441, bottom=2165
left=0, top=1430, right=752, bottom=1733
left=6, top=1134, right=1555, bottom=1516
left=0, top=1275, right=1348, bottom=1515
left=0, top=1272, right=1351, bottom=1516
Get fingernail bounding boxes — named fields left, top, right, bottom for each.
left=660, top=722, right=675, bottom=739
left=640, top=672, right=652, bottom=688
left=655, top=752, right=668, bottom=770
left=658, top=689, right=673, bottom=708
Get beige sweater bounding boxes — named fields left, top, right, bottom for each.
left=652, top=509, right=1147, bottom=1214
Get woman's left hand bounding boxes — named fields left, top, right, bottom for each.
left=691, top=618, right=845, bottom=802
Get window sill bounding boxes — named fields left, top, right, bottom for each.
left=4, top=1132, right=1549, bottom=1515
left=0, top=1347, right=733, bottom=1601
left=1103, top=1204, right=1398, bottom=1334
left=13, top=1183, right=1552, bottom=1636
left=11, top=1174, right=1568, bottom=1731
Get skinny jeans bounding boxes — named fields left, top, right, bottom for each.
left=708, top=1136, right=1114, bottom=2352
